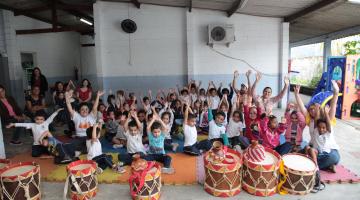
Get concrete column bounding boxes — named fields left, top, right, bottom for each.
left=323, top=37, right=332, bottom=71
left=279, top=22, right=290, bottom=108
left=93, top=1, right=104, bottom=90
left=0, top=119, right=5, bottom=158
left=186, top=10, right=194, bottom=82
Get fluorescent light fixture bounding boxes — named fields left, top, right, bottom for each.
left=348, top=0, right=360, bottom=4
left=80, top=18, right=93, bottom=26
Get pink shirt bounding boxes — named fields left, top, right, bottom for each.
left=284, top=110, right=305, bottom=146
left=1, top=99, right=16, bottom=117
left=255, top=93, right=286, bottom=116
left=259, top=116, right=287, bottom=149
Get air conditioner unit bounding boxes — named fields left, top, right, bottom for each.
left=208, top=24, right=235, bottom=47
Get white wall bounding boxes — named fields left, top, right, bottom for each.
left=14, top=16, right=81, bottom=84
left=94, top=1, right=287, bottom=97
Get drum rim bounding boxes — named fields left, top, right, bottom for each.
left=0, top=159, right=10, bottom=164
left=204, top=148, right=243, bottom=167
left=282, top=153, right=317, bottom=173
left=67, top=160, right=97, bottom=174
left=243, top=147, right=281, bottom=167
left=0, top=161, right=39, bottom=179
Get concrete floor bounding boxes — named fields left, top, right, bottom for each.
left=3, top=92, right=360, bottom=199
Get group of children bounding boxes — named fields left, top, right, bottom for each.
left=7, top=70, right=340, bottom=186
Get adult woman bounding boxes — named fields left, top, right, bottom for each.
left=30, top=67, right=48, bottom=96
left=251, top=71, right=289, bottom=115
left=76, top=79, right=92, bottom=104
left=0, top=85, right=24, bottom=145
left=24, top=86, right=47, bottom=120
left=294, top=81, right=340, bottom=171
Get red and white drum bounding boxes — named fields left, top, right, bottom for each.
left=0, top=159, right=10, bottom=170
left=242, top=147, right=281, bottom=196
left=0, top=162, right=41, bottom=200
left=203, top=141, right=242, bottom=197
left=65, top=160, right=98, bottom=200
left=280, top=153, right=317, bottom=195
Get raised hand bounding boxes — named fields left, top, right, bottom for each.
left=56, top=108, right=64, bottom=112
left=284, top=75, right=290, bottom=85
left=255, top=71, right=262, bottom=81
left=97, top=90, right=105, bottom=97
left=294, top=85, right=301, bottom=94
left=331, top=80, right=339, bottom=94
left=234, top=70, right=239, bottom=78
left=245, top=70, right=252, bottom=77
left=324, top=105, right=330, bottom=114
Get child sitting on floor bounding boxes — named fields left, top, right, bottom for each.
left=159, top=102, right=179, bottom=152
left=7, top=108, right=63, bottom=157
left=183, top=103, right=211, bottom=156
left=145, top=110, right=175, bottom=174
left=243, top=94, right=263, bottom=143
left=105, top=110, right=119, bottom=142
left=207, top=99, right=229, bottom=146
left=259, top=114, right=289, bottom=155
left=38, top=131, right=78, bottom=164
left=284, top=102, right=306, bottom=152
left=86, top=123, right=125, bottom=173
left=226, top=94, right=248, bottom=151
left=118, top=111, right=147, bottom=166
left=112, top=111, right=128, bottom=148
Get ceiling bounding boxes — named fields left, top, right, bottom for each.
left=0, top=0, right=359, bottom=42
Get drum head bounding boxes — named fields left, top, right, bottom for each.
left=250, top=151, right=278, bottom=165
left=1, top=165, right=35, bottom=177
left=71, top=164, right=93, bottom=171
left=283, top=154, right=316, bottom=172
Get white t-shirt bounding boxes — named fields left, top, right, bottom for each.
left=208, top=120, right=226, bottom=140
left=184, top=124, right=197, bottom=147
left=15, top=111, right=58, bottom=145
left=209, top=96, right=220, bottom=110
left=159, top=108, right=174, bottom=140
left=313, top=126, right=339, bottom=153
left=115, top=125, right=126, bottom=139
left=226, top=119, right=245, bottom=138
left=190, top=93, right=198, bottom=103
left=72, top=112, right=97, bottom=137
left=86, top=139, right=102, bottom=160
left=124, top=131, right=146, bottom=154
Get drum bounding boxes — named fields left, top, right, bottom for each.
left=242, top=147, right=281, bottom=196
left=0, top=159, right=10, bottom=170
left=0, top=162, right=41, bottom=200
left=65, top=160, right=98, bottom=200
left=203, top=142, right=242, bottom=197
left=280, top=153, right=317, bottom=195
left=129, top=155, right=161, bottom=200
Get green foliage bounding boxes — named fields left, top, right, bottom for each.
left=344, top=41, right=360, bottom=55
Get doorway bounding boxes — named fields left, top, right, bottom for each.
left=20, top=52, right=37, bottom=92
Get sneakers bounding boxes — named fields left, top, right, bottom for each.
left=171, top=143, right=179, bottom=152
left=113, top=144, right=123, bottom=149
left=328, top=165, right=337, bottom=173
left=311, top=170, right=325, bottom=193
left=96, top=167, right=104, bottom=174
left=161, top=167, right=175, bottom=174
left=59, top=156, right=73, bottom=164
left=113, top=165, right=126, bottom=174
left=74, top=151, right=81, bottom=157
left=10, top=141, right=23, bottom=145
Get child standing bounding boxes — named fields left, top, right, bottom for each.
left=7, top=109, right=62, bottom=157
left=183, top=103, right=211, bottom=156
left=86, top=123, right=125, bottom=173
left=145, top=113, right=175, bottom=174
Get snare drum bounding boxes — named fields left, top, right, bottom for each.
left=242, top=148, right=281, bottom=196
left=280, top=153, right=317, bottom=195
left=0, top=162, right=41, bottom=200
left=204, top=146, right=242, bottom=197
left=65, top=160, right=98, bottom=200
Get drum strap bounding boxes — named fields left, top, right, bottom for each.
left=277, top=160, right=288, bottom=195
left=128, top=161, right=155, bottom=197
left=63, top=174, right=88, bottom=200
left=0, top=173, right=40, bottom=200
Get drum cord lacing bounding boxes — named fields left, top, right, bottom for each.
left=205, top=167, right=241, bottom=191
left=0, top=173, right=40, bottom=200
left=63, top=170, right=97, bottom=200
left=242, top=165, right=278, bottom=195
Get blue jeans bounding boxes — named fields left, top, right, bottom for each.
left=144, top=154, right=172, bottom=168
left=93, top=154, right=113, bottom=170
left=118, top=152, right=146, bottom=166
left=318, top=149, right=340, bottom=170
left=275, top=142, right=292, bottom=156
left=183, top=139, right=211, bottom=156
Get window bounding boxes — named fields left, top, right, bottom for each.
left=331, top=34, right=360, bottom=56
left=290, top=43, right=324, bottom=88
